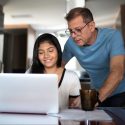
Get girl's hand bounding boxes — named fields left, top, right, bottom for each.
left=69, top=96, right=81, bottom=109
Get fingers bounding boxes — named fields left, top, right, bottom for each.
left=69, top=97, right=81, bottom=108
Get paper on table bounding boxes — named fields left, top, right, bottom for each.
left=57, top=109, right=112, bottom=121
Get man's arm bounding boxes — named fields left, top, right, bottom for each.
left=61, top=60, right=66, bottom=68
left=98, top=55, right=125, bottom=102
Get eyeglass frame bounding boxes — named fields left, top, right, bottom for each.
left=65, top=21, right=92, bottom=36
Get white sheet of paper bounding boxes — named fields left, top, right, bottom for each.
left=57, top=109, right=112, bottom=121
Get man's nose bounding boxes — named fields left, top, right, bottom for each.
left=71, top=32, right=77, bottom=38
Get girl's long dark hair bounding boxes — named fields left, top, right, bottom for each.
left=30, top=33, right=62, bottom=73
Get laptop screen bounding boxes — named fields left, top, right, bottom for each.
left=0, top=73, right=58, bottom=114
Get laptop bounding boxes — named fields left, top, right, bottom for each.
left=0, top=73, right=58, bottom=114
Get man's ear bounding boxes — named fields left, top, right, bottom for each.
left=89, top=21, right=95, bottom=32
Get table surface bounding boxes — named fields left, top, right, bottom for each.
left=0, top=107, right=125, bottom=125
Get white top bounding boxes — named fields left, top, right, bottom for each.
left=26, top=68, right=81, bottom=110
left=58, top=69, right=81, bottom=110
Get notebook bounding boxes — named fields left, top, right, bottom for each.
left=0, top=73, right=58, bottom=114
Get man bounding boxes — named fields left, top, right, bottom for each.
left=62, top=7, right=125, bottom=107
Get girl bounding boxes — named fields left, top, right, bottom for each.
left=26, top=33, right=81, bottom=110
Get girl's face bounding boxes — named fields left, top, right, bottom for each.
left=38, top=41, right=58, bottom=69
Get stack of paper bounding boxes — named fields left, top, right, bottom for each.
left=57, top=109, right=112, bottom=121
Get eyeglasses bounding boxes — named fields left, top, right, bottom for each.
left=65, top=21, right=91, bottom=36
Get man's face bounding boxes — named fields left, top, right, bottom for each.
left=67, top=16, right=94, bottom=46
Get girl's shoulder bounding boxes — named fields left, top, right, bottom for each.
left=65, top=69, right=79, bottom=77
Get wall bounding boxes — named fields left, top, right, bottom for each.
left=0, top=4, right=4, bottom=63
left=0, top=34, right=3, bottom=61
left=26, top=26, right=36, bottom=69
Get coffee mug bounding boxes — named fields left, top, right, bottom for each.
left=80, top=89, right=99, bottom=111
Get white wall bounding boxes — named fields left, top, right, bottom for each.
left=26, top=27, right=36, bottom=68
left=0, top=34, right=4, bottom=62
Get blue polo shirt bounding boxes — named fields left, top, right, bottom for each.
left=62, top=28, right=125, bottom=96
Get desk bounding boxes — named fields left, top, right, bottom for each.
left=0, top=107, right=125, bottom=125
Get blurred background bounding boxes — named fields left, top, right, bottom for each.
left=0, top=0, right=125, bottom=81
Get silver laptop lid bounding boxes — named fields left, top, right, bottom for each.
left=0, top=73, right=58, bottom=114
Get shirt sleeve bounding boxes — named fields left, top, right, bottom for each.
left=110, top=30, right=125, bottom=57
left=62, top=37, right=74, bottom=63
left=69, top=71, right=81, bottom=96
